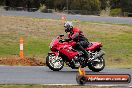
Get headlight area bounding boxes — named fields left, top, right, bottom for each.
left=49, top=44, right=57, bottom=51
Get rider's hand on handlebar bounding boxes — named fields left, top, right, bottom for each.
left=65, top=38, right=72, bottom=42
left=59, top=39, right=66, bottom=43
left=59, top=38, right=72, bottom=43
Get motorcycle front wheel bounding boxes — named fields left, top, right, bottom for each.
left=88, top=56, right=105, bottom=72
left=46, top=54, right=64, bottom=71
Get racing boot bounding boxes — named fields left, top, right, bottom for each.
left=80, top=48, right=95, bottom=63
left=75, top=43, right=91, bottom=63
left=77, top=45, right=90, bottom=62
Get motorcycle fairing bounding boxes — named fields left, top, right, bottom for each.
left=59, top=45, right=78, bottom=60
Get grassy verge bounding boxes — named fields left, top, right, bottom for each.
left=0, top=85, right=120, bottom=88
left=0, top=16, right=132, bottom=68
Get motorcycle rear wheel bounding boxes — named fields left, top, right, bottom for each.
left=46, top=54, right=64, bottom=71
left=88, top=56, right=105, bottom=72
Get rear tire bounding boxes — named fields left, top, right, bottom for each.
left=46, top=54, right=64, bottom=71
left=88, top=57, right=105, bottom=72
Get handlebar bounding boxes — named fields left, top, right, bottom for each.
left=57, top=35, right=75, bottom=45
left=59, top=39, right=76, bottom=46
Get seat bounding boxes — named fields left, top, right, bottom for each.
left=85, top=42, right=102, bottom=50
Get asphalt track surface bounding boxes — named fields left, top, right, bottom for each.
left=0, top=66, right=131, bottom=87
left=0, top=11, right=132, bottom=24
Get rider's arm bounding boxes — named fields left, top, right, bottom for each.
left=71, top=32, right=79, bottom=40
left=70, top=27, right=80, bottom=40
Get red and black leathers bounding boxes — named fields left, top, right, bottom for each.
left=67, top=27, right=89, bottom=58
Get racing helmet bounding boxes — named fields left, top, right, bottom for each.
left=64, top=21, right=73, bottom=32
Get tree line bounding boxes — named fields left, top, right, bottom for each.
left=0, top=0, right=132, bottom=15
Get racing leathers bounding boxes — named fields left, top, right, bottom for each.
left=67, top=27, right=90, bottom=59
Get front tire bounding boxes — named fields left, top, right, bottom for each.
left=88, top=56, right=105, bottom=72
left=46, top=54, right=64, bottom=71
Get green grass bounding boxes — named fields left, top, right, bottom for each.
left=0, top=16, right=132, bottom=68
left=0, top=35, right=49, bottom=57
left=24, top=38, right=50, bottom=57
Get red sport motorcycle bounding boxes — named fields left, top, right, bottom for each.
left=46, top=35, right=105, bottom=72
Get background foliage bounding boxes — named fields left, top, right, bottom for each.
left=0, top=0, right=132, bottom=15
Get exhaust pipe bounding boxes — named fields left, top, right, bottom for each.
left=93, top=50, right=105, bottom=60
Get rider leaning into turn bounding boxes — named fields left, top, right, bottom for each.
left=63, top=21, right=90, bottom=60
